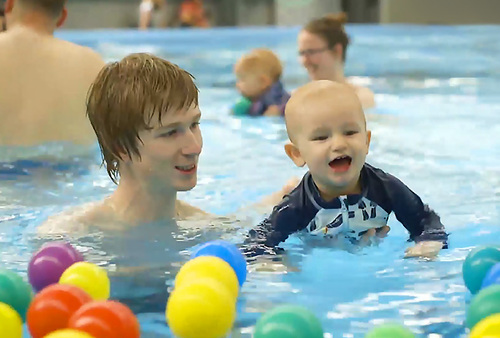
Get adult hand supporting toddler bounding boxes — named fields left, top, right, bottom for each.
left=404, top=241, right=444, bottom=259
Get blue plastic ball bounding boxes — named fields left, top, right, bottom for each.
left=192, top=240, right=247, bottom=287
left=463, top=245, right=500, bottom=294
left=481, top=262, right=500, bottom=290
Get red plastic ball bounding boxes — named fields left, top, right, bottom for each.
left=27, top=284, right=92, bottom=338
left=68, top=300, right=140, bottom=338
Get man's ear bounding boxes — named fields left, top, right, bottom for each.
left=366, top=130, right=372, bottom=154
left=284, top=142, right=306, bottom=167
left=56, top=7, right=67, bottom=27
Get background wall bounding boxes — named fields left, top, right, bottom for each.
left=380, top=0, right=500, bottom=24
left=61, top=0, right=500, bottom=29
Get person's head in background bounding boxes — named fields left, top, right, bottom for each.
left=87, top=53, right=202, bottom=197
left=138, top=0, right=165, bottom=30
left=3, top=0, right=67, bottom=34
left=298, top=13, right=375, bottom=109
left=298, top=13, right=349, bottom=83
left=234, top=48, right=283, bottom=101
left=0, top=4, right=6, bottom=31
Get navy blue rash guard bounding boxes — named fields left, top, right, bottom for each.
left=246, top=163, right=448, bottom=255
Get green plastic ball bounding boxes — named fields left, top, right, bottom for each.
left=365, top=323, right=415, bottom=338
left=466, top=284, right=500, bottom=329
left=232, top=97, right=252, bottom=116
left=253, top=304, right=323, bottom=338
left=462, top=245, right=500, bottom=294
left=0, top=269, right=33, bottom=321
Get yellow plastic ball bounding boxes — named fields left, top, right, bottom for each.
left=470, top=313, right=500, bottom=338
left=59, top=262, right=110, bottom=300
left=43, top=329, right=96, bottom=338
left=166, top=277, right=236, bottom=338
left=175, top=256, right=239, bottom=300
left=0, top=302, right=22, bottom=338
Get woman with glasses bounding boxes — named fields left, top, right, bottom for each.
left=297, top=13, right=375, bottom=109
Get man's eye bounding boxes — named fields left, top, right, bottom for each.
left=161, top=130, right=177, bottom=137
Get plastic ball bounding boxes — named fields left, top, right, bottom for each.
left=481, top=262, right=500, bottom=290
left=28, top=241, right=84, bottom=292
left=470, top=313, right=500, bottom=338
left=0, top=268, right=34, bottom=321
left=59, top=262, right=110, bottom=301
left=462, top=245, right=500, bottom=294
left=253, top=304, right=323, bottom=338
left=27, top=284, right=92, bottom=338
left=365, top=323, right=415, bottom=338
left=232, top=97, right=252, bottom=116
left=466, top=284, right=500, bottom=329
left=192, top=240, right=247, bottom=287
left=0, top=302, right=23, bottom=338
left=43, top=329, right=96, bottom=338
left=68, top=300, right=140, bottom=338
left=166, top=278, right=236, bottom=338
left=175, top=256, right=239, bottom=300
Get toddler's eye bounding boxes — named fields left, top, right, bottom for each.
left=312, top=136, right=328, bottom=141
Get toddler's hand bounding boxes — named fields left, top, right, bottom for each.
left=263, top=105, right=282, bottom=116
left=359, top=226, right=391, bottom=245
left=404, top=240, right=443, bottom=259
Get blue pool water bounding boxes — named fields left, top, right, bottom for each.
left=1, top=25, right=499, bottom=337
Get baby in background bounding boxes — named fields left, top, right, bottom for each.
left=233, top=48, right=290, bottom=117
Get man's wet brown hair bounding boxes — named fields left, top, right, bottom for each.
left=87, top=53, right=199, bottom=183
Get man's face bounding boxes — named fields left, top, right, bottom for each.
left=129, top=105, right=203, bottom=193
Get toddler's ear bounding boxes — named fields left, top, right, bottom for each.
left=366, top=130, right=372, bottom=154
left=260, top=74, right=273, bottom=88
left=284, top=142, right=306, bottom=167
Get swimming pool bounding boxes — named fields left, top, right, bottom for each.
left=1, top=24, right=499, bottom=337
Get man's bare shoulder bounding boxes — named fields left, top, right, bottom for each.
left=37, top=200, right=112, bottom=235
left=54, top=38, right=105, bottom=68
left=0, top=29, right=105, bottom=69
left=176, top=200, right=210, bottom=220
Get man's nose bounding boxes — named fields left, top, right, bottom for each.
left=181, top=130, right=202, bottom=156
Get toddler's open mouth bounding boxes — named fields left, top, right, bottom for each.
left=329, top=156, right=352, bottom=173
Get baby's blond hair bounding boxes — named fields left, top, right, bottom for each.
left=235, top=48, right=283, bottom=82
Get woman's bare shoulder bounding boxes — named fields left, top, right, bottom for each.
left=351, top=84, right=376, bottom=110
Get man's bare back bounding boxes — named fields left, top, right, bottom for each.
left=0, top=27, right=105, bottom=146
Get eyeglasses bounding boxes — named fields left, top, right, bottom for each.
left=298, top=47, right=329, bottom=57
